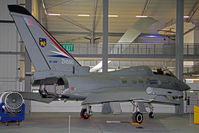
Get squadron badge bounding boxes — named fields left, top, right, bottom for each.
left=39, top=38, right=46, bottom=47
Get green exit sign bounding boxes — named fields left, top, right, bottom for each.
left=61, top=44, right=74, bottom=52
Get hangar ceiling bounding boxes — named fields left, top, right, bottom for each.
left=40, top=0, right=199, bottom=44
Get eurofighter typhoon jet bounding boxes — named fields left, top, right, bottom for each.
left=8, top=5, right=190, bottom=123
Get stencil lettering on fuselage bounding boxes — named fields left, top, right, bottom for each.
left=61, top=59, right=74, bottom=65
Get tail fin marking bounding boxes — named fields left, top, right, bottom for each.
left=39, top=25, right=70, bottom=58
left=8, top=5, right=82, bottom=73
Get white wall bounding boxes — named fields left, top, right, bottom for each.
left=194, top=27, right=199, bottom=43
left=184, top=30, right=194, bottom=44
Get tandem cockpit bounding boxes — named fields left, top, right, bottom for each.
left=110, top=66, right=176, bottom=77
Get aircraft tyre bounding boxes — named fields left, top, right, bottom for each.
left=132, top=112, right=143, bottom=124
left=80, top=109, right=90, bottom=119
left=149, top=112, right=154, bottom=118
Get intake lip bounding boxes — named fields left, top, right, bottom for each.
left=1, top=92, right=24, bottom=112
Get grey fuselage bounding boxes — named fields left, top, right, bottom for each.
left=64, top=66, right=190, bottom=99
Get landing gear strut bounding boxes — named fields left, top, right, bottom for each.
left=148, top=103, right=154, bottom=119
left=131, top=101, right=155, bottom=123
left=80, top=105, right=92, bottom=119
left=131, top=101, right=144, bottom=124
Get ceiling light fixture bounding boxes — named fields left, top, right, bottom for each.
left=78, top=14, right=90, bottom=17
left=108, top=15, right=119, bottom=17
left=136, top=15, right=148, bottom=18
left=48, top=13, right=61, bottom=16
left=184, top=16, right=189, bottom=18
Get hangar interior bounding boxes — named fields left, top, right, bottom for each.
left=0, top=0, right=199, bottom=115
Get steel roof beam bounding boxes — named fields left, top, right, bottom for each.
left=186, top=0, right=199, bottom=22
left=57, top=16, right=92, bottom=32
left=141, top=0, right=151, bottom=16
left=91, top=0, right=99, bottom=44
left=49, top=31, right=124, bottom=36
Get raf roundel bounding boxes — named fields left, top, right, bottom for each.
left=39, top=38, right=47, bottom=47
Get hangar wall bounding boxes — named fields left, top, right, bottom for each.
left=194, top=28, right=199, bottom=43
left=0, top=0, right=20, bottom=92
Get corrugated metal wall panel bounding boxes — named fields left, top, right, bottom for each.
left=0, top=55, right=17, bottom=91
left=0, top=0, right=19, bottom=92
left=0, top=55, right=16, bottom=77
left=0, top=23, right=17, bottom=51
left=0, top=0, right=18, bottom=20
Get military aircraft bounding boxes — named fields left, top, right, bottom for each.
left=8, top=5, right=190, bottom=124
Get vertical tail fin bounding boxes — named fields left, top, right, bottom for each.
left=8, top=5, right=86, bottom=75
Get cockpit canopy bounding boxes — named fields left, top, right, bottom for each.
left=153, top=68, right=176, bottom=78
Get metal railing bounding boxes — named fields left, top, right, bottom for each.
left=70, top=43, right=199, bottom=56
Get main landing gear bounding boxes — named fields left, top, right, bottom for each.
left=131, top=102, right=154, bottom=124
left=131, top=101, right=144, bottom=124
left=80, top=102, right=154, bottom=122
left=80, top=105, right=92, bottom=119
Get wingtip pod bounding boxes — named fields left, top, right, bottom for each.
left=8, top=5, right=31, bottom=16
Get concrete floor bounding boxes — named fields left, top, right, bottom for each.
left=0, top=113, right=199, bottom=133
